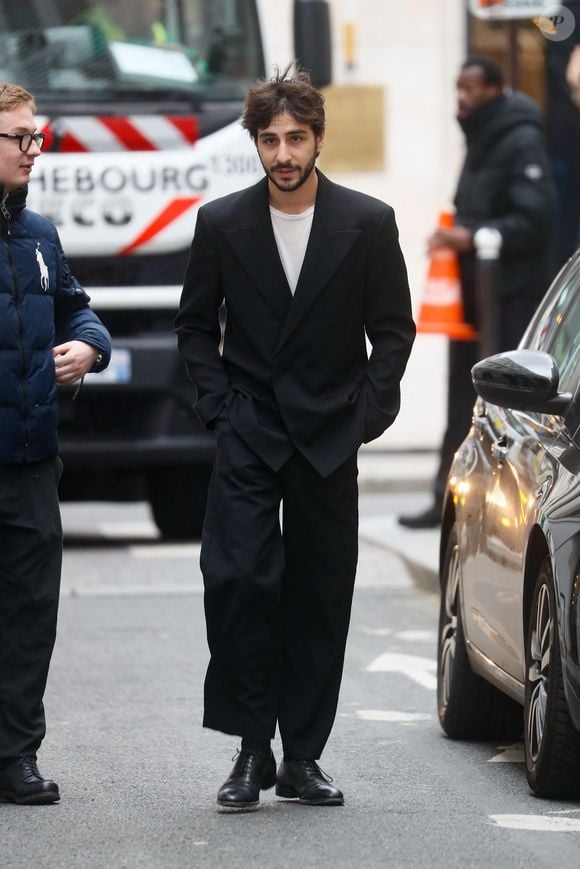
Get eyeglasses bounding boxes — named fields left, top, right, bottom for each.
left=0, top=131, right=45, bottom=152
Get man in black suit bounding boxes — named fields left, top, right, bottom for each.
left=175, top=66, right=415, bottom=811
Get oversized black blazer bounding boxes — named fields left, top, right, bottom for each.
left=175, top=170, right=415, bottom=478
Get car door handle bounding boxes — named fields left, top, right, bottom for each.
left=491, top=436, right=508, bottom=463
left=473, top=400, right=487, bottom=431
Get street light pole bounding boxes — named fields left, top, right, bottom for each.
left=474, top=226, right=503, bottom=359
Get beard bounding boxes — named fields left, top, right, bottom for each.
left=262, top=148, right=319, bottom=193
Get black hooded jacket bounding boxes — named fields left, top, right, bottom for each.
left=454, top=91, right=555, bottom=323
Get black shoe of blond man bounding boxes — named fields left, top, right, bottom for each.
left=217, top=749, right=277, bottom=811
left=276, top=759, right=344, bottom=805
left=0, top=755, right=60, bottom=805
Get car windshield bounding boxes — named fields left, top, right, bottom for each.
left=0, top=0, right=264, bottom=102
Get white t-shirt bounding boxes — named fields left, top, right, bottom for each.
left=269, top=205, right=315, bottom=295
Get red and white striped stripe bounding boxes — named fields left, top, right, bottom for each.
left=35, top=115, right=199, bottom=152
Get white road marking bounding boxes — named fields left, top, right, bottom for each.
left=129, top=544, right=202, bottom=559
left=488, top=743, right=525, bottom=763
left=367, top=652, right=437, bottom=690
left=61, top=582, right=204, bottom=598
left=396, top=630, right=437, bottom=642
left=358, top=628, right=436, bottom=642
left=98, top=521, right=159, bottom=538
left=360, top=627, right=393, bottom=637
left=489, top=815, right=580, bottom=832
left=355, top=710, right=433, bottom=722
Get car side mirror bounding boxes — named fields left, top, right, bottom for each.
left=472, top=350, right=573, bottom=415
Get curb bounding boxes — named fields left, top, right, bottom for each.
left=358, top=450, right=437, bottom=493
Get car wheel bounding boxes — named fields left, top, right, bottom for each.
left=437, top=524, right=522, bottom=739
left=148, top=464, right=211, bottom=540
left=524, top=556, right=580, bottom=797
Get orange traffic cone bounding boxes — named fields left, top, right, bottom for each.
left=416, top=211, right=478, bottom=341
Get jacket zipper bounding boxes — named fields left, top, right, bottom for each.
left=1, top=207, right=30, bottom=461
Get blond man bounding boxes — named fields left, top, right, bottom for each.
left=0, top=83, right=111, bottom=805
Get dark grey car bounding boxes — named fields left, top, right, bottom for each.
left=437, top=249, right=580, bottom=797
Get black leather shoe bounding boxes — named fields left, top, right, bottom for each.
left=276, top=760, right=344, bottom=805
left=217, top=750, right=276, bottom=811
left=0, top=756, right=60, bottom=805
left=398, top=503, right=441, bottom=529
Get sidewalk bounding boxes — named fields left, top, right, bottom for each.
left=58, top=449, right=442, bottom=597
left=358, top=448, right=440, bottom=578
left=358, top=448, right=438, bottom=492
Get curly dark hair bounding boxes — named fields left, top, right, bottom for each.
left=242, top=63, right=326, bottom=142
left=462, top=56, right=504, bottom=87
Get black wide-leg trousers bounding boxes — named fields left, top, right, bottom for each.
left=201, top=427, right=359, bottom=760
left=0, top=458, right=63, bottom=764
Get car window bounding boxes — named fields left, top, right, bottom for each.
left=548, top=291, right=580, bottom=392
left=524, top=256, right=580, bottom=393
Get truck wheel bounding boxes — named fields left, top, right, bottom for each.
left=148, top=465, right=212, bottom=540
left=437, top=524, right=522, bottom=740
left=524, top=556, right=580, bottom=797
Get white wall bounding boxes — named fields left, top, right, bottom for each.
left=260, top=0, right=468, bottom=451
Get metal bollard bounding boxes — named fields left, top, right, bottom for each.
left=473, top=227, right=503, bottom=360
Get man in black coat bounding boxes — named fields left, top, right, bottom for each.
left=175, top=66, right=415, bottom=810
left=545, top=1, right=580, bottom=268
left=399, top=56, right=555, bottom=529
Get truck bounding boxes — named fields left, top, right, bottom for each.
left=0, top=0, right=331, bottom=538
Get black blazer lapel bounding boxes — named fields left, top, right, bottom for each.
left=276, top=173, right=361, bottom=352
left=220, top=179, right=292, bottom=322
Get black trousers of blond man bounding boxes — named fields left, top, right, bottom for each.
left=0, top=458, right=63, bottom=764
left=200, top=425, right=358, bottom=761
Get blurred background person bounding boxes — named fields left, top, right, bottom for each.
left=77, top=0, right=169, bottom=45
left=399, top=56, right=555, bottom=529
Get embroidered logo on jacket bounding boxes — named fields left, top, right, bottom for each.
left=35, top=243, right=50, bottom=292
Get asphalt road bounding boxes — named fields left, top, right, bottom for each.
left=2, top=491, right=580, bottom=868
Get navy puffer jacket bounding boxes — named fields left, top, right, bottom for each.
left=0, top=185, right=111, bottom=463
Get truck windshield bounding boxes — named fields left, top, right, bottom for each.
left=0, top=0, right=264, bottom=102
